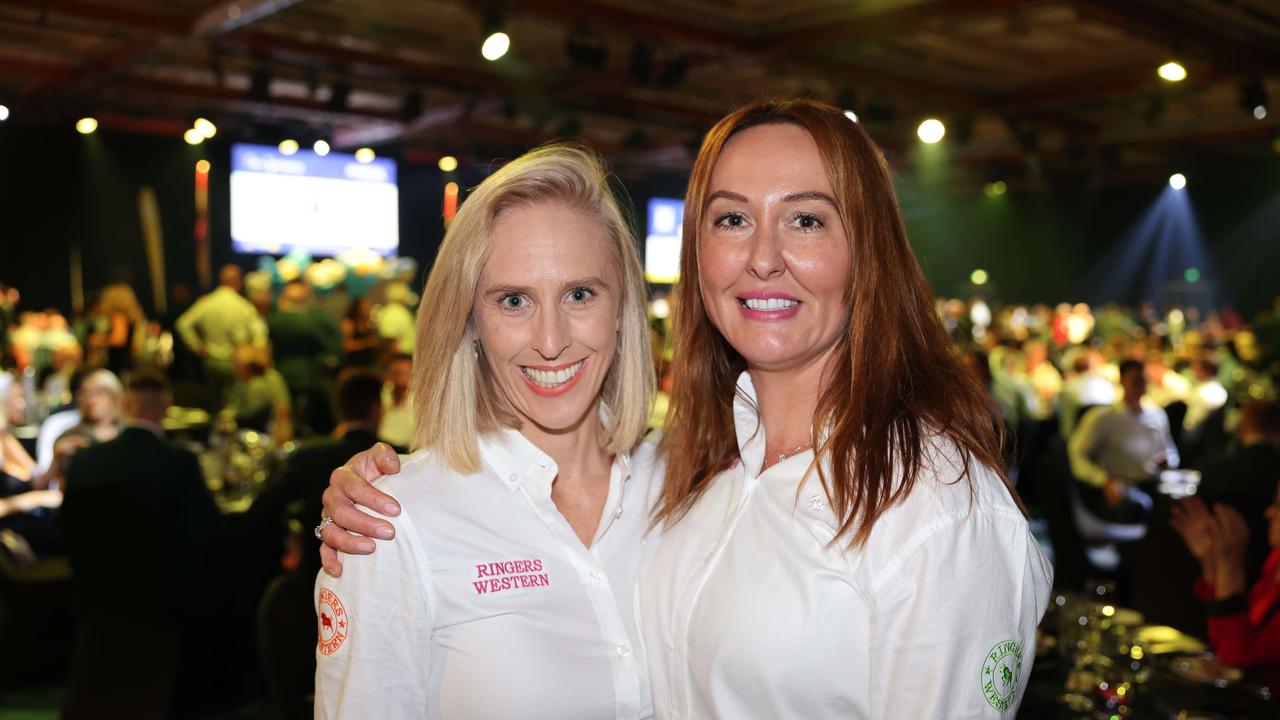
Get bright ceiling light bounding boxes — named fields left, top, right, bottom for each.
left=184, top=128, right=204, bottom=145
left=278, top=139, right=299, bottom=155
left=195, top=159, right=211, bottom=174
left=1254, top=105, right=1268, bottom=120
left=970, top=269, right=989, bottom=286
left=355, top=147, right=376, bottom=163
left=0, top=105, right=9, bottom=122
left=193, top=117, right=216, bottom=138
left=76, top=117, right=98, bottom=134
left=843, top=110, right=858, bottom=123
left=1158, top=62, right=1187, bottom=82
left=313, top=139, right=330, bottom=156
left=482, top=32, right=510, bottom=61
left=438, top=155, right=458, bottom=172
left=917, top=118, right=945, bottom=144
left=1169, top=173, right=1186, bottom=190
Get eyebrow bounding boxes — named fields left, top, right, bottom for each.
left=482, top=276, right=612, bottom=298
left=703, top=189, right=839, bottom=210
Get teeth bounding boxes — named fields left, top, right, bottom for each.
left=522, top=360, right=585, bottom=388
left=743, top=297, right=798, bottom=311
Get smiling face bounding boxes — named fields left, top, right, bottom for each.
left=697, top=123, right=852, bottom=373
left=472, top=201, right=621, bottom=435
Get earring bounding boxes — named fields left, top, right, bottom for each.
left=472, top=340, right=480, bottom=358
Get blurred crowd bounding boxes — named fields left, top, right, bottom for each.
left=928, top=295, right=1280, bottom=688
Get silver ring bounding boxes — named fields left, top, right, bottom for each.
left=314, top=516, right=335, bottom=541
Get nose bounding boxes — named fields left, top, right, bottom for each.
left=745, top=223, right=785, bottom=281
left=532, top=306, right=571, bottom=361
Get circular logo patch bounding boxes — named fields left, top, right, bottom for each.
left=980, top=639, right=1023, bottom=713
left=317, top=587, right=348, bottom=656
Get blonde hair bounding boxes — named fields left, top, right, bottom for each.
left=412, top=143, right=653, bottom=472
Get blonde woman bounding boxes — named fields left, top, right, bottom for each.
left=312, top=144, right=657, bottom=719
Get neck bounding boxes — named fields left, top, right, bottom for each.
left=518, top=406, right=611, bottom=485
left=1124, top=396, right=1142, bottom=413
left=748, top=353, right=831, bottom=469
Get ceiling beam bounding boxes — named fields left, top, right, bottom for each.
left=765, top=0, right=1031, bottom=50
left=0, top=0, right=182, bottom=34
left=190, top=0, right=307, bottom=37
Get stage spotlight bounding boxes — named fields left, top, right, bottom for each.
left=76, top=117, right=98, bottom=134
left=1256, top=106, right=1268, bottom=120
left=1184, top=267, right=1200, bottom=283
left=984, top=181, right=1007, bottom=198
left=313, top=139, right=330, bottom=156
left=0, top=105, right=9, bottom=121
left=843, top=110, right=858, bottom=122
left=193, top=117, right=216, bottom=138
left=970, top=269, right=989, bottom=286
left=355, top=147, right=375, bottom=163
left=438, top=155, right=458, bottom=172
left=278, top=139, right=299, bottom=155
left=1158, top=61, right=1186, bottom=82
left=482, top=32, right=510, bottom=61
left=184, top=128, right=204, bottom=145
left=917, top=118, right=945, bottom=144
left=1169, top=173, right=1186, bottom=190
left=195, top=159, right=211, bottom=174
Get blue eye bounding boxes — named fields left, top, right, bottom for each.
left=501, top=294, right=526, bottom=309
left=568, top=287, right=594, bottom=303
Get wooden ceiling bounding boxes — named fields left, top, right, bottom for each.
left=1, top=0, right=1278, bottom=184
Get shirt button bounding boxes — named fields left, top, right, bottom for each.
left=616, top=644, right=631, bottom=657
left=588, top=572, right=603, bottom=586
left=508, top=473, right=518, bottom=482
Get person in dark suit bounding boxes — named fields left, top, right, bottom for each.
left=60, top=369, right=224, bottom=720
left=247, top=367, right=387, bottom=581
left=1197, top=399, right=1280, bottom=586
left=267, top=281, right=343, bottom=437
left=242, top=368, right=387, bottom=718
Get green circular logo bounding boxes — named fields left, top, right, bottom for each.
left=980, top=639, right=1023, bottom=713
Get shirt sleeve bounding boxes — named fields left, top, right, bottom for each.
left=869, top=510, right=1053, bottom=719
left=314, top=509, right=435, bottom=720
left=1067, top=407, right=1110, bottom=488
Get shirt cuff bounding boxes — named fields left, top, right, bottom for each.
left=1205, top=593, right=1248, bottom=617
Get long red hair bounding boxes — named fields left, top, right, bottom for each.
left=655, top=98, right=1015, bottom=547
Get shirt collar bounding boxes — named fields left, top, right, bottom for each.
left=476, top=404, right=632, bottom=499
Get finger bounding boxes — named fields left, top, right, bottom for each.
left=370, top=442, right=402, bottom=475
left=331, top=502, right=395, bottom=542
left=330, top=463, right=401, bottom=517
left=322, top=524, right=377, bottom=555
left=320, top=545, right=343, bottom=577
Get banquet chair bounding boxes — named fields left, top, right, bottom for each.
left=257, top=570, right=317, bottom=720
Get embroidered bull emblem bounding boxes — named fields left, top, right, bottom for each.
left=320, top=612, right=334, bottom=634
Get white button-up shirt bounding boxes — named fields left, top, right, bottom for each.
left=315, top=427, right=662, bottom=720
left=637, top=373, right=1053, bottom=719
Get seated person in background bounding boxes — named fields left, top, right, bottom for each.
left=0, top=371, right=35, bottom=492
left=61, top=370, right=225, bottom=718
left=1058, top=348, right=1116, bottom=440
left=1197, top=400, right=1280, bottom=585
left=1069, top=359, right=1178, bottom=523
left=34, top=367, right=92, bottom=476
left=1183, top=356, right=1228, bottom=434
left=377, top=352, right=413, bottom=449
left=59, top=368, right=125, bottom=446
left=1172, top=495, right=1280, bottom=689
left=246, top=367, right=385, bottom=581
left=223, top=344, right=293, bottom=444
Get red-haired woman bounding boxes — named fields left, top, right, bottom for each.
left=318, top=98, right=1052, bottom=718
